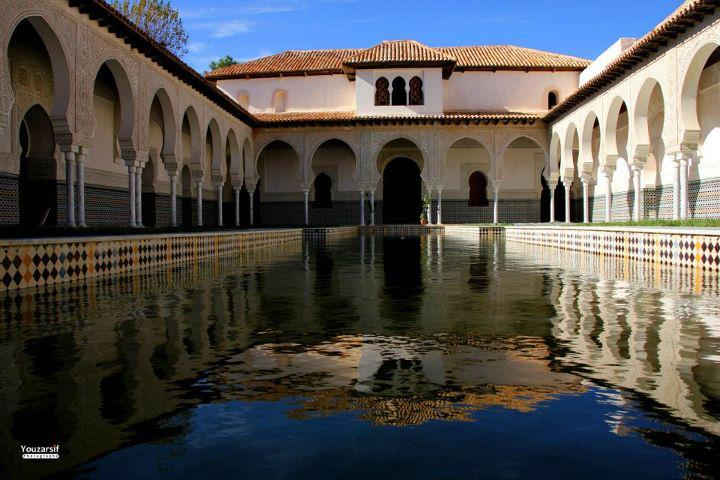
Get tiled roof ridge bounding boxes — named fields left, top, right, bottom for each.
left=544, top=0, right=720, bottom=123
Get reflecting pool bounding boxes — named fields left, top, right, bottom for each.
left=1, top=235, right=719, bottom=479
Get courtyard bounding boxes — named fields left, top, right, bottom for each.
left=1, top=0, right=720, bottom=479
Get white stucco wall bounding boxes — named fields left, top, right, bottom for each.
left=444, top=71, right=580, bottom=113
left=216, top=75, right=355, bottom=113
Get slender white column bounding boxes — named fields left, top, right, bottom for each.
left=582, top=179, right=589, bottom=223
left=436, top=190, right=442, bottom=225
left=549, top=185, right=555, bottom=223
left=136, top=170, right=143, bottom=227
left=680, top=156, right=689, bottom=220
left=425, top=187, right=433, bottom=224
left=369, top=190, right=375, bottom=226
left=249, top=190, right=254, bottom=226
left=217, top=184, right=223, bottom=226
left=604, top=172, right=613, bottom=222
left=493, top=189, right=499, bottom=224
left=563, top=180, right=571, bottom=224
left=127, top=165, right=136, bottom=227
left=234, top=187, right=240, bottom=227
left=303, top=189, right=309, bottom=226
left=196, top=180, right=203, bottom=226
left=673, top=160, right=681, bottom=220
left=632, top=167, right=642, bottom=221
left=76, top=152, right=86, bottom=227
left=65, top=151, right=76, bottom=227
left=360, top=190, right=366, bottom=226
left=170, top=175, right=177, bottom=226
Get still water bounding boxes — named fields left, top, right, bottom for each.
left=1, top=234, right=719, bottom=479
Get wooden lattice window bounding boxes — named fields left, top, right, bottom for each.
left=375, top=77, right=390, bottom=106
left=409, top=76, right=424, bottom=105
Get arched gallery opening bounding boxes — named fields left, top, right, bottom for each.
left=310, top=138, right=356, bottom=224
left=255, top=140, right=300, bottom=226
left=19, top=105, right=57, bottom=227
left=9, top=19, right=62, bottom=227
left=500, top=136, right=545, bottom=223
left=377, top=138, right=424, bottom=224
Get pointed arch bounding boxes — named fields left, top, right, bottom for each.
left=93, top=59, right=135, bottom=144
left=205, top=118, right=223, bottom=175
left=181, top=106, right=202, bottom=170
left=4, top=16, right=72, bottom=122
left=149, top=88, right=177, bottom=158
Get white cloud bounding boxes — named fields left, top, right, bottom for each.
left=211, top=19, right=252, bottom=37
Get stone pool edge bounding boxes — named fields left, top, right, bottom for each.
left=504, top=224, right=720, bottom=272
left=0, top=229, right=303, bottom=292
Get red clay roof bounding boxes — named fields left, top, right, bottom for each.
left=254, top=110, right=542, bottom=127
left=544, top=0, right=720, bottom=123
left=440, top=46, right=591, bottom=71
left=206, top=42, right=590, bottom=80
left=206, top=49, right=362, bottom=79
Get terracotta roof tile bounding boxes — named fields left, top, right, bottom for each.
left=207, top=42, right=590, bottom=80
left=439, top=45, right=591, bottom=71
left=255, top=110, right=541, bottom=126
left=344, top=40, right=456, bottom=65
left=207, top=49, right=361, bottom=79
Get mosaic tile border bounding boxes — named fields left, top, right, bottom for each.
left=0, top=229, right=302, bottom=292
left=303, top=226, right=358, bottom=240
left=506, top=226, right=720, bottom=272
left=359, top=225, right=445, bottom=236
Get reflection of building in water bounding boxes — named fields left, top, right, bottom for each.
left=208, top=334, right=583, bottom=426
left=506, top=241, right=720, bottom=436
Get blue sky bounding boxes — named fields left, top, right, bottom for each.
left=175, top=0, right=682, bottom=73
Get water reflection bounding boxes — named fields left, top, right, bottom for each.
left=0, top=235, right=718, bottom=478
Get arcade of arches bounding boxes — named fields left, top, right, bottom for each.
left=3, top=1, right=720, bottom=229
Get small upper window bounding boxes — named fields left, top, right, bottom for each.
left=409, top=76, right=424, bottom=105
left=375, top=77, right=390, bottom=106
left=548, top=91, right=558, bottom=109
left=391, top=77, right=407, bottom=106
left=272, top=90, right=287, bottom=113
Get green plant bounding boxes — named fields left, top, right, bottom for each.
left=420, top=193, right=432, bottom=222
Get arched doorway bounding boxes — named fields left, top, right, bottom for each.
left=314, top=173, right=332, bottom=208
left=383, top=157, right=421, bottom=224
left=19, top=105, right=57, bottom=227
left=468, top=171, right=489, bottom=206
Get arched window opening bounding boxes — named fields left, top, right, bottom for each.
left=237, top=91, right=249, bottom=109
left=468, top=171, right=489, bottom=207
left=548, top=91, right=558, bottom=109
left=391, top=77, right=407, bottom=106
left=273, top=90, right=287, bottom=113
left=314, top=173, right=332, bottom=208
left=409, top=76, right=424, bottom=105
left=375, top=77, right=390, bottom=106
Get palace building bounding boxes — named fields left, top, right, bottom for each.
left=1, top=0, right=720, bottom=228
